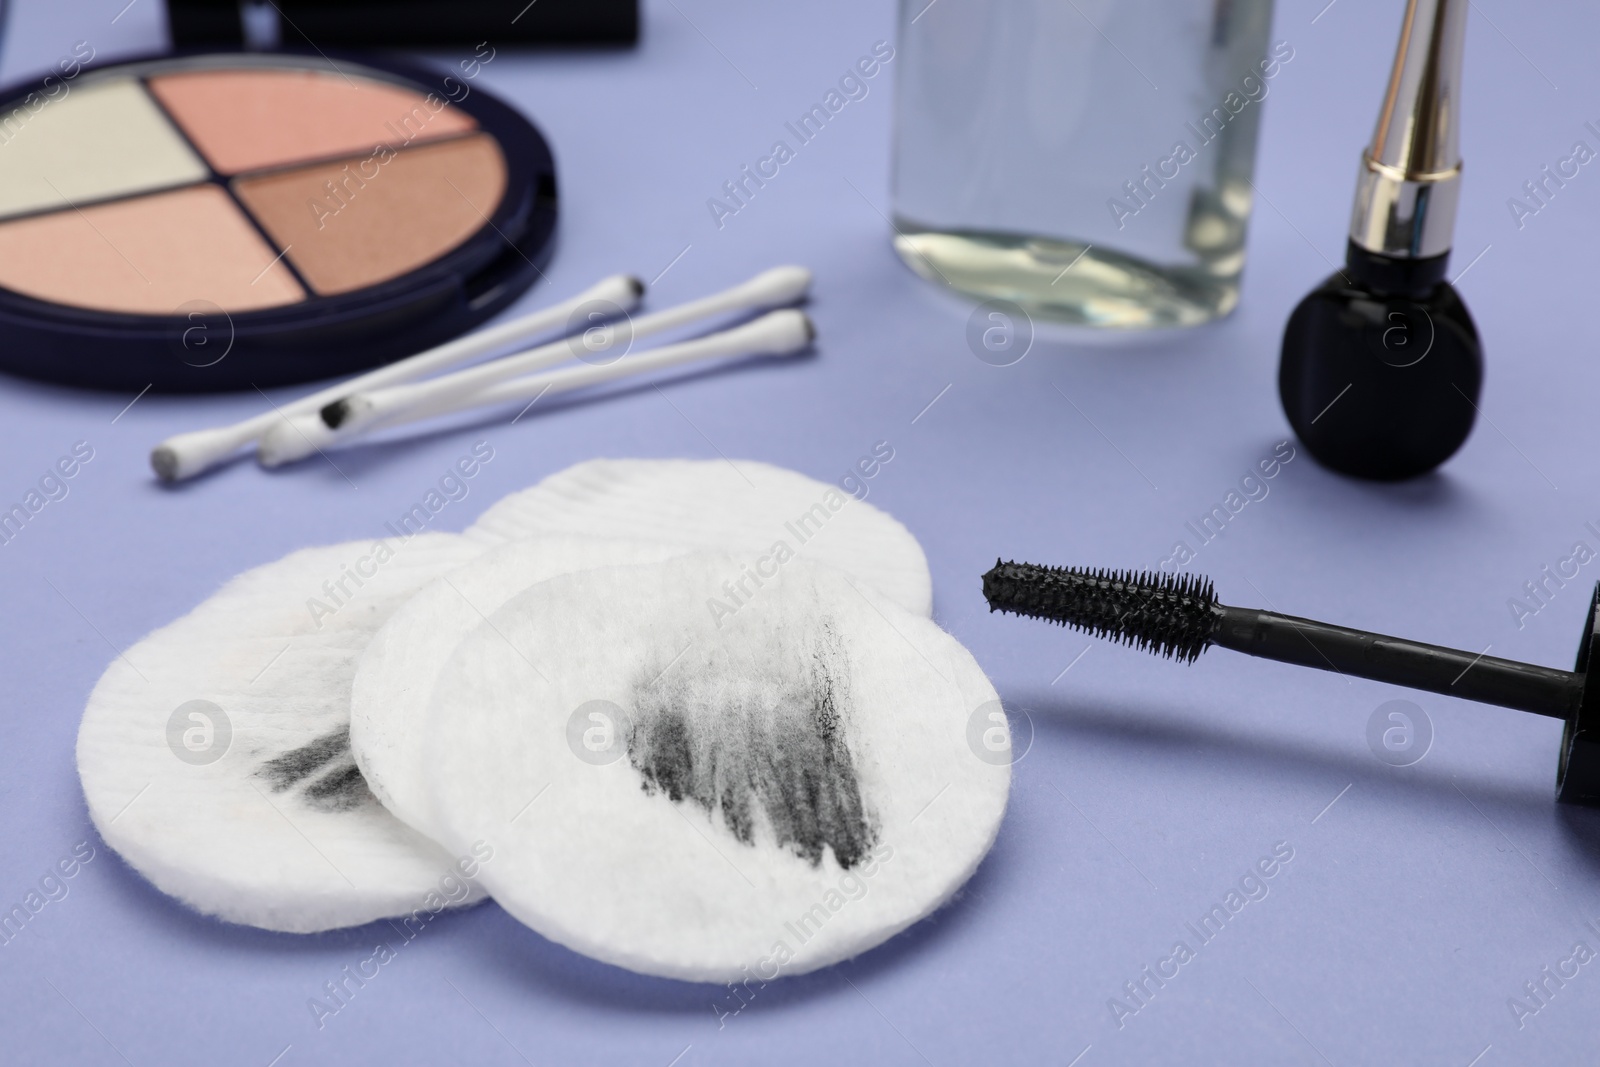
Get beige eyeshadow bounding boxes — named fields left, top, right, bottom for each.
left=232, top=133, right=508, bottom=296
left=0, top=77, right=209, bottom=220
left=0, top=184, right=304, bottom=314
left=147, top=68, right=477, bottom=176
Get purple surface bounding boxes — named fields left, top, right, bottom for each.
left=4, top=0, right=1600, bottom=1063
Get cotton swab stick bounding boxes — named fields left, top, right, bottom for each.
left=318, top=266, right=813, bottom=437
left=256, top=310, right=814, bottom=468
left=148, top=273, right=644, bottom=482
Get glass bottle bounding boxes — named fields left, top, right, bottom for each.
left=891, top=0, right=1279, bottom=328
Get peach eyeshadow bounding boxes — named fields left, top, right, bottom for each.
left=0, top=184, right=304, bottom=315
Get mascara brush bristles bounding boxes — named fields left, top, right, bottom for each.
left=981, top=560, right=1221, bottom=663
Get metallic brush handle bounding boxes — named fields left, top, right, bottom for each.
left=1348, top=0, right=1468, bottom=259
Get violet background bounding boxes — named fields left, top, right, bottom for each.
left=3, top=0, right=1600, bottom=1063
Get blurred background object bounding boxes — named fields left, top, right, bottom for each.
left=167, top=0, right=638, bottom=49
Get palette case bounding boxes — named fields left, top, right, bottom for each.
left=0, top=50, right=557, bottom=392
left=168, top=0, right=640, bottom=47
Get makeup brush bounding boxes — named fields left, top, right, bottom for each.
left=256, top=310, right=815, bottom=467
left=981, top=561, right=1600, bottom=806
left=149, top=273, right=643, bottom=482
left=319, top=266, right=813, bottom=437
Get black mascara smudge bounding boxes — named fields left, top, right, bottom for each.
left=259, top=726, right=350, bottom=791
left=627, top=623, right=876, bottom=869
left=301, top=762, right=375, bottom=812
left=258, top=725, right=376, bottom=811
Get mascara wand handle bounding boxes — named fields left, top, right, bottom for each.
left=1213, top=606, right=1582, bottom=720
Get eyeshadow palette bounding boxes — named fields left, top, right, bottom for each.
left=0, top=52, right=556, bottom=392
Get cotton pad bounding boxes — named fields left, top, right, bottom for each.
left=76, top=534, right=488, bottom=934
left=421, top=552, right=1008, bottom=981
left=465, top=458, right=933, bottom=617
left=350, top=534, right=693, bottom=836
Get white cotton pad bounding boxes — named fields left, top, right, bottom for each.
left=465, top=458, right=933, bottom=618
left=421, top=552, right=1009, bottom=982
left=350, top=534, right=694, bottom=837
left=76, top=533, right=489, bottom=934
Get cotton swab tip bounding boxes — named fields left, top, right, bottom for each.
left=321, top=398, right=353, bottom=429
left=587, top=273, right=646, bottom=307
left=150, top=445, right=181, bottom=483
left=319, top=393, right=375, bottom=433
left=149, top=427, right=253, bottom=482
left=257, top=413, right=337, bottom=468
left=746, top=308, right=816, bottom=354
left=743, top=265, right=813, bottom=308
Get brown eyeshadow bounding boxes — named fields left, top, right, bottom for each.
left=0, top=184, right=304, bottom=315
left=147, top=68, right=477, bottom=176
left=232, top=133, right=508, bottom=297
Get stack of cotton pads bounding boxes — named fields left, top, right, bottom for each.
left=77, top=459, right=1009, bottom=981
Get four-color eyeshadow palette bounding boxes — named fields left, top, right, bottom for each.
left=0, top=52, right=557, bottom=391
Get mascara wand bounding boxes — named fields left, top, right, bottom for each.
left=981, top=561, right=1600, bottom=806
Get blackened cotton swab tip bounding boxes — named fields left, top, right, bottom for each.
left=983, top=560, right=1600, bottom=807
left=148, top=273, right=644, bottom=482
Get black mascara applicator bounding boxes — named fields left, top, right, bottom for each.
left=982, top=562, right=1600, bottom=807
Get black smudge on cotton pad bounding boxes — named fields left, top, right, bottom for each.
left=626, top=623, right=877, bottom=869
left=75, top=533, right=491, bottom=935
left=302, top=762, right=375, bottom=813
left=259, top=725, right=352, bottom=790
left=259, top=725, right=376, bottom=811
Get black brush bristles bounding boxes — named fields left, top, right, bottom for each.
left=981, top=561, right=1222, bottom=663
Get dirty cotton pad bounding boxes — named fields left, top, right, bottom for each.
left=77, top=534, right=489, bottom=934
left=421, top=552, right=1009, bottom=981
left=350, top=534, right=692, bottom=837
left=465, top=458, right=933, bottom=617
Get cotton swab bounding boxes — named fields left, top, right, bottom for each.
left=256, top=310, right=813, bottom=468
left=256, top=266, right=812, bottom=467
left=318, top=266, right=813, bottom=437
left=147, top=273, right=644, bottom=482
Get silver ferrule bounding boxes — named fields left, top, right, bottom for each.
left=1348, top=0, right=1467, bottom=259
